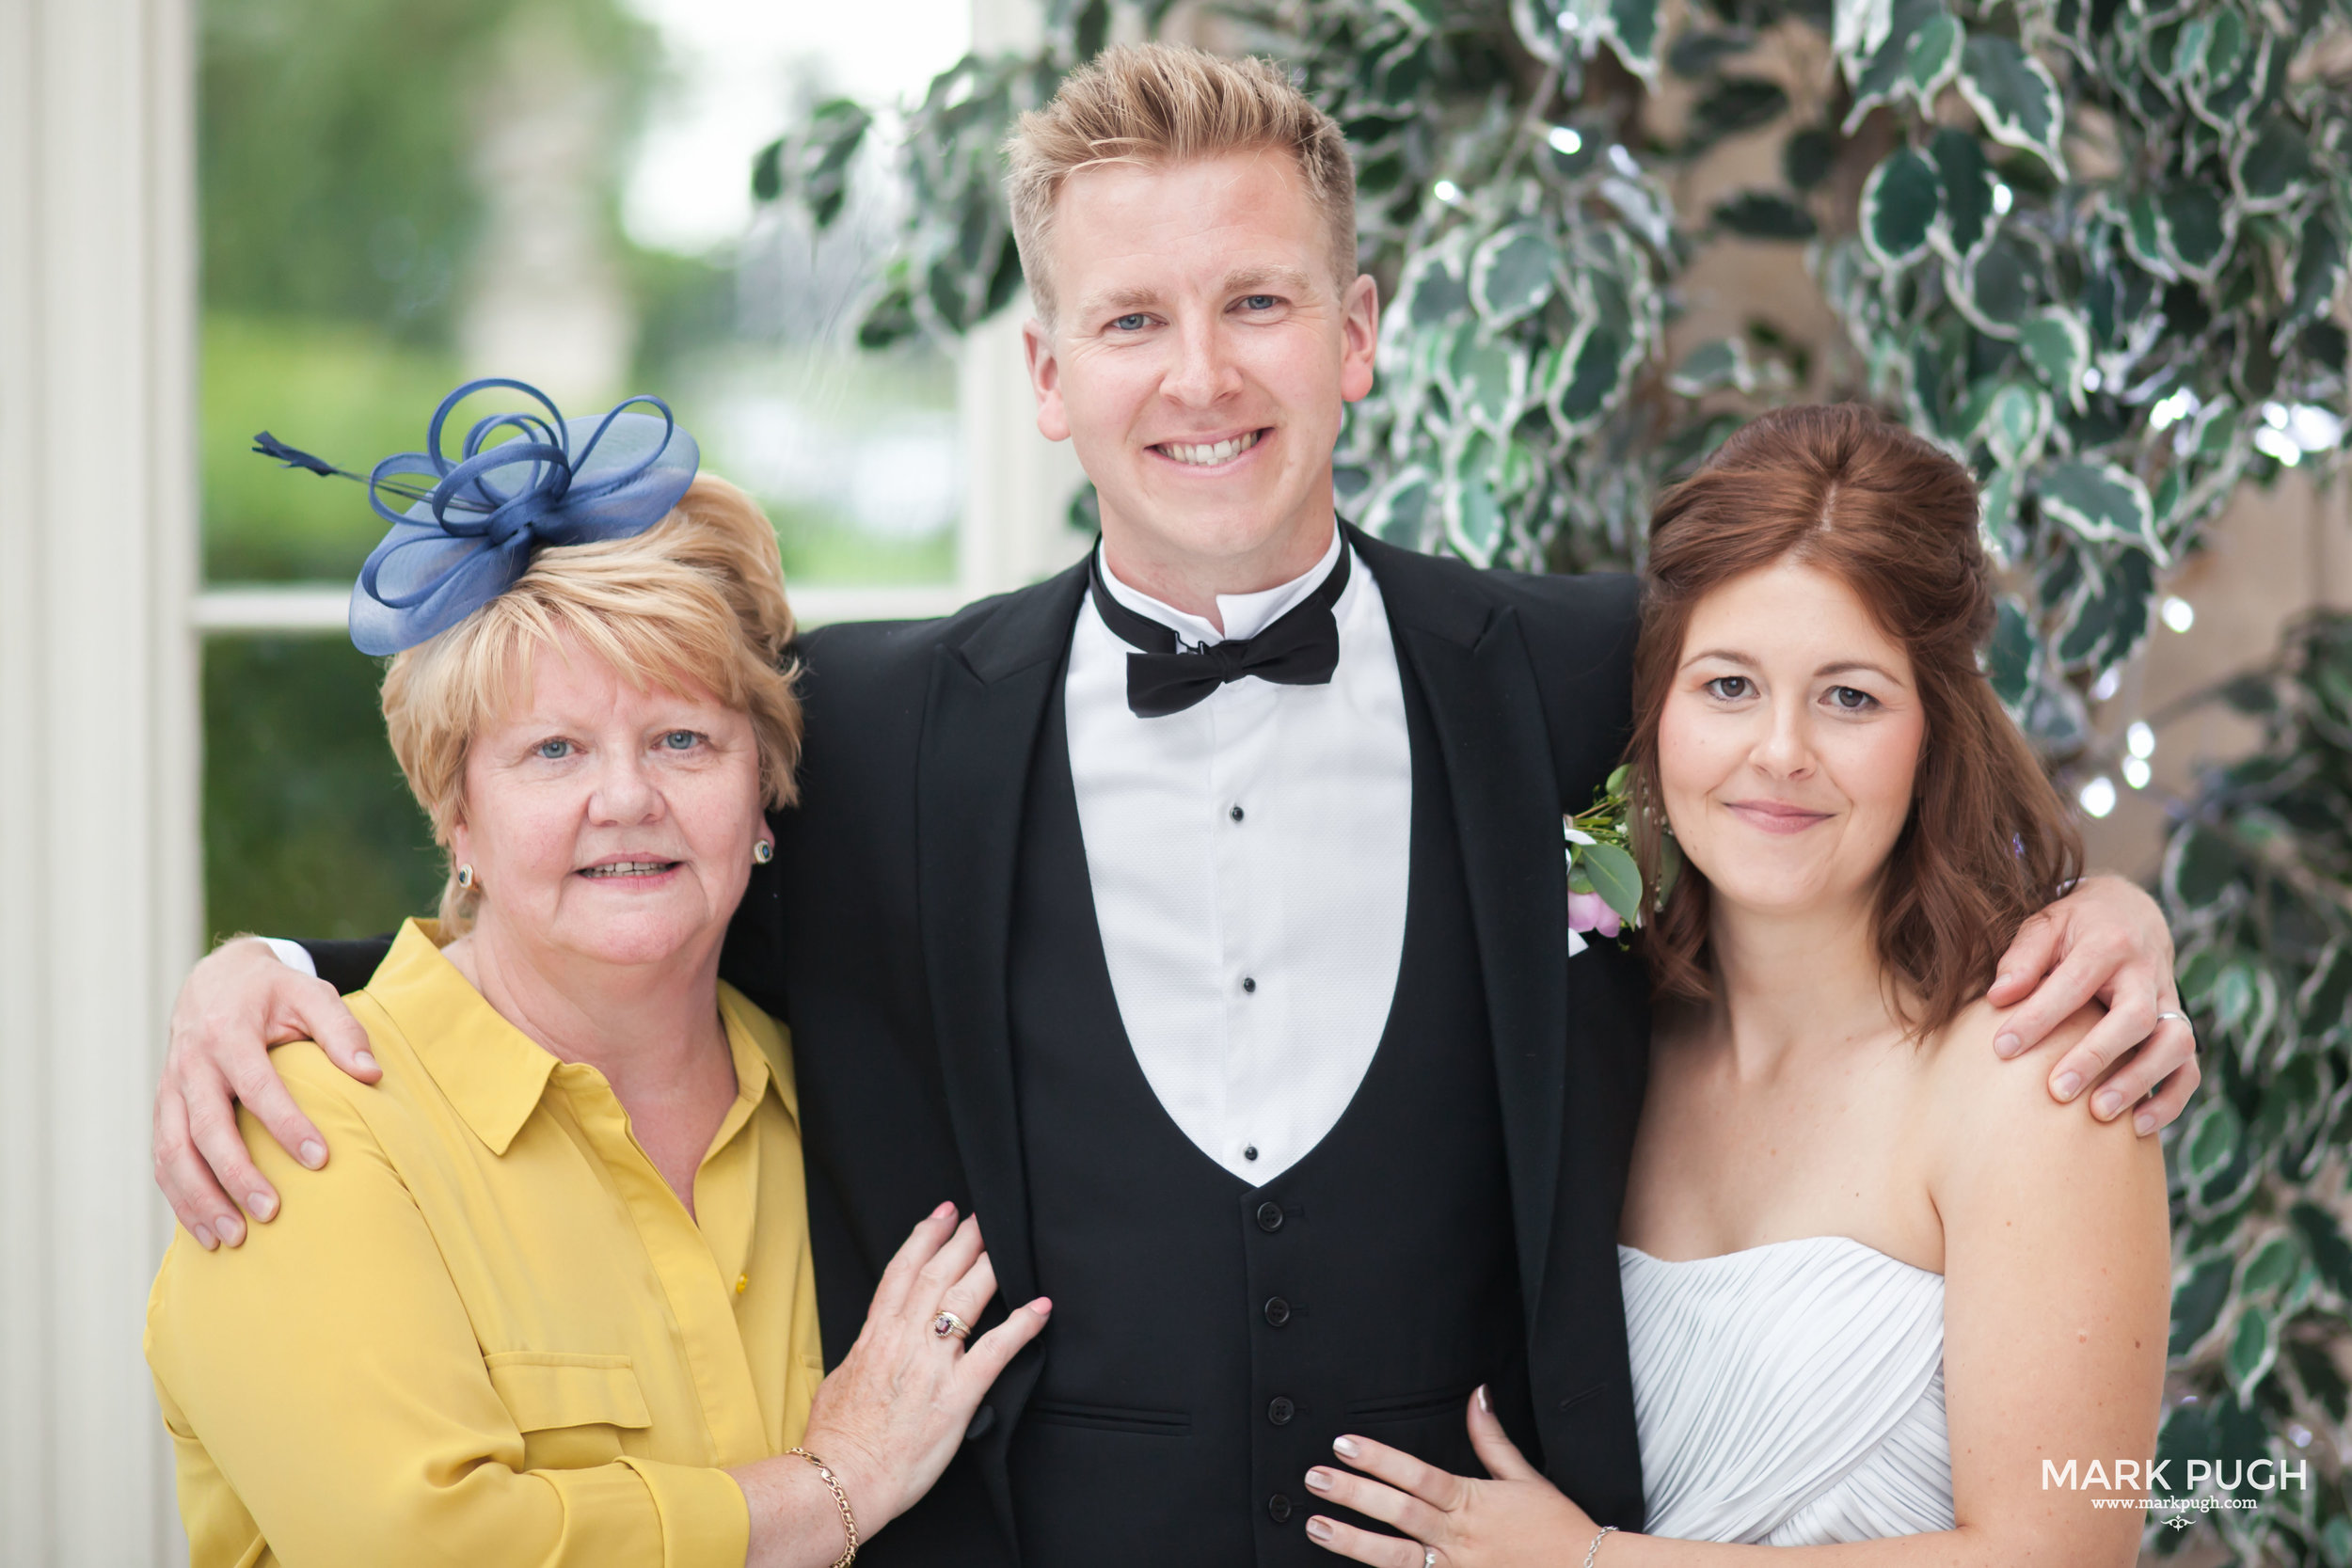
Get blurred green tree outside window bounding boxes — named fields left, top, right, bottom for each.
left=198, top=0, right=962, bottom=942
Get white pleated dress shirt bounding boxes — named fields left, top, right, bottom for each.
left=1067, top=528, right=1412, bottom=1181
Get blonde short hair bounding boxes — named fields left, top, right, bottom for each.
left=1004, top=41, right=1357, bottom=324
left=380, top=475, right=803, bottom=933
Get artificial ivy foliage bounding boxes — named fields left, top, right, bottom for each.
left=758, top=0, right=2352, bottom=1557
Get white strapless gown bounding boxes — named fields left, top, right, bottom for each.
left=1619, top=1235, right=1956, bottom=1544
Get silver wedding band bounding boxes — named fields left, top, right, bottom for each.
left=1423, top=1549, right=1438, bottom=1568
left=2155, top=1009, right=2191, bottom=1024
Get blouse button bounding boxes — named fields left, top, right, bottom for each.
left=736, top=1273, right=749, bottom=1295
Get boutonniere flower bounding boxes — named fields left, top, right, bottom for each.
left=1564, top=765, right=1675, bottom=954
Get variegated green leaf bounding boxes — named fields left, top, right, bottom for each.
left=1981, top=382, right=2052, bottom=467
left=1668, top=338, right=1756, bottom=397
left=1833, top=0, right=1895, bottom=72
left=1926, top=128, right=1995, bottom=261
left=2241, top=1233, right=2305, bottom=1300
left=1949, top=235, right=2038, bottom=338
left=1470, top=224, right=1561, bottom=326
left=1986, top=593, right=2034, bottom=704
left=2233, top=116, right=2313, bottom=213
left=1861, top=148, right=1939, bottom=268
left=1545, top=318, right=1628, bottom=434
left=1842, top=0, right=1953, bottom=129
left=2017, top=307, right=2092, bottom=411
left=2287, top=209, right=2346, bottom=330
left=1361, top=465, right=1436, bottom=549
left=2227, top=1306, right=2277, bottom=1399
left=2183, top=1096, right=2244, bottom=1190
left=1957, top=36, right=2067, bottom=178
left=2038, top=460, right=2159, bottom=555
left=1901, top=10, right=1964, bottom=101
left=2159, top=182, right=2232, bottom=282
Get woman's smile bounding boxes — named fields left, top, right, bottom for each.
left=1720, top=799, right=1836, bottom=835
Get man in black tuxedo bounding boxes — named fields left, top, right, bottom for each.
left=155, top=42, right=2198, bottom=1568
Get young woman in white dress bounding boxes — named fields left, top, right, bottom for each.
left=1303, top=404, right=2173, bottom=1567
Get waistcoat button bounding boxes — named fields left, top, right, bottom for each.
left=1255, top=1201, right=1284, bottom=1232
left=1263, top=1296, right=1292, bottom=1326
left=1267, top=1493, right=1294, bottom=1524
left=1268, top=1396, right=1295, bottom=1425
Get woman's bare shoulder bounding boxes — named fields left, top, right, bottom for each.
left=1920, top=994, right=2165, bottom=1203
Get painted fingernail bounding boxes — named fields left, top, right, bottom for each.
left=1305, top=1468, right=1332, bottom=1492
left=2052, top=1071, right=2083, bottom=1100
left=298, top=1140, right=326, bottom=1169
left=1994, top=1032, right=2023, bottom=1058
left=2136, top=1111, right=2159, bottom=1135
left=1306, top=1518, right=1334, bottom=1543
left=1477, top=1383, right=1492, bottom=1413
left=933, top=1201, right=956, bottom=1221
left=1030, top=1297, right=1054, bottom=1315
left=246, top=1191, right=277, bottom=1221
left=353, top=1051, right=379, bottom=1073
left=1332, top=1436, right=1359, bottom=1459
left=191, top=1225, right=215, bottom=1251
left=2094, top=1091, right=2123, bottom=1118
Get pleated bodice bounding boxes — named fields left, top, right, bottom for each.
left=1620, top=1235, right=1954, bottom=1544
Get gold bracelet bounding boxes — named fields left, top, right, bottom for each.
left=785, top=1447, right=858, bottom=1568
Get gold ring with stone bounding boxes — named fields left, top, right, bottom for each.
left=930, top=1310, right=972, bottom=1341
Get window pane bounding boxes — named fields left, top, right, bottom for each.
left=199, top=0, right=968, bottom=587
left=201, top=634, right=443, bottom=942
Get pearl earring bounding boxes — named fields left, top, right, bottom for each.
left=752, top=841, right=774, bottom=866
left=455, top=863, right=477, bottom=890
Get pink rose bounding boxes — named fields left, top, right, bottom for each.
left=1568, top=889, right=1621, bottom=939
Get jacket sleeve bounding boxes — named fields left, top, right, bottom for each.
left=1484, top=567, right=1644, bottom=809
left=294, top=937, right=396, bottom=996
left=145, top=1045, right=751, bottom=1568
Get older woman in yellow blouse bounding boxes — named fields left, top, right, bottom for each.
left=146, top=384, right=1049, bottom=1568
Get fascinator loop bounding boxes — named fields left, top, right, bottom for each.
left=254, top=376, right=700, bottom=655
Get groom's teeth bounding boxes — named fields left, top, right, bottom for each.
left=1160, top=431, right=1260, bottom=466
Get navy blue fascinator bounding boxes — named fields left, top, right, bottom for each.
left=254, top=377, right=700, bottom=656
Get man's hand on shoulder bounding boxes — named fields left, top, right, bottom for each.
left=1984, top=875, right=2198, bottom=1136
left=156, top=938, right=381, bottom=1249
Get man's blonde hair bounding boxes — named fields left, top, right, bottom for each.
left=379, top=475, right=803, bottom=934
left=1004, top=41, right=1357, bottom=323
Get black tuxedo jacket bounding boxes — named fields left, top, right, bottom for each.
left=716, top=525, right=1653, bottom=1556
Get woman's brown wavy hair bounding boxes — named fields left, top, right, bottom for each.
left=1628, top=404, right=2083, bottom=1039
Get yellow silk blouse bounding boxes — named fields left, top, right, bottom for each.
left=147, top=920, right=825, bottom=1567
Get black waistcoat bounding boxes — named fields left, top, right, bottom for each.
left=1004, top=657, right=1531, bottom=1567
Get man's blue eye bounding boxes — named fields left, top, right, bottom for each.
left=1241, top=293, right=1278, bottom=309
left=1112, top=312, right=1149, bottom=331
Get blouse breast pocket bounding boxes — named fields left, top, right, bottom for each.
left=485, top=1351, right=653, bottom=1471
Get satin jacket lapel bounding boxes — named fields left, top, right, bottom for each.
left=913, top=562, right=1087, bottom=1543
left=1351, top=526, right=1570, bottom=1324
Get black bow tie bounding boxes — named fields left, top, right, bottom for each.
left=1089, top=546, right=1351, bottom=718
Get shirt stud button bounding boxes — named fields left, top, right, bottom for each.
left=1230, top=804, right=1245, bottom=822
left=1243, top=1145, right=1259, bottom=1162
left=1242, top=975, right=1257, bottom=993
left=736, top=1273, right=749, bottom=1295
